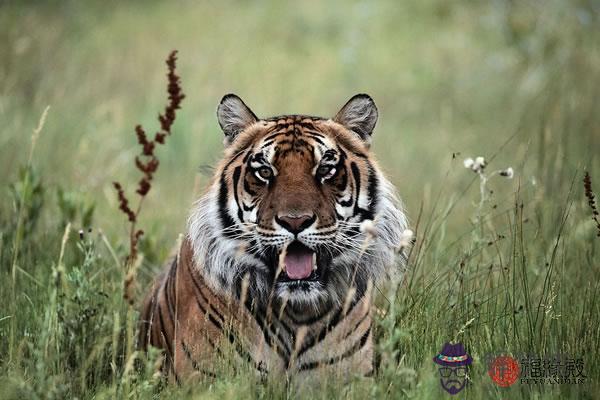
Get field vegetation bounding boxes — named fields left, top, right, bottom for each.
left=1, top=1, right=599, bottom=398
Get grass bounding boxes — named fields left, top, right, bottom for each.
left=1, top=0, right=599, bottom=398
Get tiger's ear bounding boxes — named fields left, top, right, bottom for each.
left=217, top=94, right=259, bottom=145
left=333, top=94, right=378, bottom=145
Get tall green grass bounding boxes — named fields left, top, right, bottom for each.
left=1, top=0, right=599, bottom=398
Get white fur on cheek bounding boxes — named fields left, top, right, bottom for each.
left=187, top=181, right=267, bottom=297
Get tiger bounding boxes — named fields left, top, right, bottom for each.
left=139, top=93, right=409, bottom=383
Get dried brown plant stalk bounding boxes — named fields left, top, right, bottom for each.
left=113, top=50, right=185, bottom=304
left=583, top=171, right=600, bottom=238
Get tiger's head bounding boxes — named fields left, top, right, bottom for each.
left=189, top=94, right=408, bottom=316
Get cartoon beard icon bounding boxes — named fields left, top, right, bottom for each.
left=433, top=343, right=472, bottom=395
left=439, top=366, right=467, bottom=395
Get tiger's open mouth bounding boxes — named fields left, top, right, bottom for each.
left=277, top=241, right=321, bottom=283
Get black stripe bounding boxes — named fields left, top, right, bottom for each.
left=164, top=260, right=177, bottom=325
left=242, top=149, right=252, bottom=163
left=339, top=197, right=353, bottom=207
left=188, top=262, right=231, bottom=319
left=187, top=265, right=265, bottom=373
left=157, top=305, right=177, bottom=381
left=350, top=161, right=374, bottom=220
left=366, top=162, right=379, bottom=215
left=264, top=114, right=323, bottom=123
left=195, top=295, right=224, bottom=330
left=193, top=290, right=264, bottom=372
left=343, top=310, right=370, bottom=341
left=350, top=162, right=361, bottom=212
left=306, top=135, right=325, bottom=146
left=218, top=174, right=242, bottom=238
left=292, top=137, right=313, bottom=149
left=283, top=306, right=330, bottom=326
left=223, top=150, right=246, bottom=170
left=341, top=224, right=361, bottom=239
left=217, top=150, right=246, bottom=237
left=295, top=294, right=364, bottom=357
left=231, top=166, right=244, bottom=222
left=297, top=326, right=371, bottom=371
left=149, top=272, right=197, bottom=384
left=295, top=312, right=343, bottom=357
left=151, top=284, right=165, bottom=347
left=335, top=171, right=349, bottom=192
left=334, top=151, right=348, bottom=190
left=181, top=340, right=217, bottom=378
left=226, top=330, right=262, bottom=369
left=242, top=201, right=255, bottom=212
left=140, top=283, right=160, bottom=350
left=188, top=271, right=226, bottom=327
left=347, top=148, right=369, bottom=159
left=303, top=129, right=326, bottom=138
left=263, top=131, right=285, bottom=142
left=243, top=177, right=258, bottom=196
left=251, top=308, right=292, bottom=362
left=297, top=119, right=323, bottom=128
left=310, top=230, right=337, bottom=237
left=207, top=336, right=224, bottom=358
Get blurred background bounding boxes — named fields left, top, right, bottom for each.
left=0, top=0, right=598, bottom=256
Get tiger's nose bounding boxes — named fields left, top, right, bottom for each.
left=275, top=213, right=316, bottom=234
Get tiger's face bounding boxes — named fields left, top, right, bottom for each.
left=189, top=94, right=407, bottom=315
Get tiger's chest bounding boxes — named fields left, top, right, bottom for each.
left=162, top=256, right=373, bottom=379
left=171, top=273, right=374, bottom=381
left=140, top=239, right=375, bottom=382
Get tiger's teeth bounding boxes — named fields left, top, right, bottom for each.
left=312, top=253, right=317, bottom=270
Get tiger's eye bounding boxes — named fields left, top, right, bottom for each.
left=257, top=167, right=273, bottom=179
left=317, top=165, right=332, bottom=176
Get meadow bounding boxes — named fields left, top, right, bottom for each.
left=1, top=1, right=599, bottom=398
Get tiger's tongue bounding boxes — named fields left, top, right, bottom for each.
left=284, top=248, right=314, bottom=280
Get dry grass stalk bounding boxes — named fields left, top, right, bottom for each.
left=9, top=105, right=50, bottom=360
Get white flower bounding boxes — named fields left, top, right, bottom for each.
left=474, top=156, right=486, bottom=170
left=500, top=167, right=514, bottom=179
left=464, top=156, right=486, bottom=173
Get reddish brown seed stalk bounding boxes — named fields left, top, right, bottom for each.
left=113, top=50, right=185, bottom=304
left=583, top=171, right=600, bottom=238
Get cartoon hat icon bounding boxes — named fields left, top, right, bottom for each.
left=433, top=342, right=473, bottom=367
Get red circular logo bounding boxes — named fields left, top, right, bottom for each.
left=488, top=356, right=520, bottom=387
